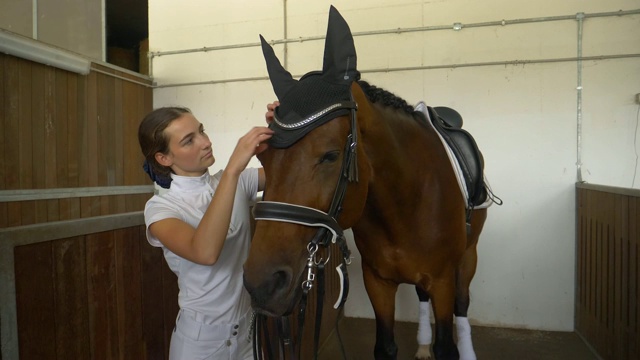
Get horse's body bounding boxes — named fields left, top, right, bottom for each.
left=243, top=7, right=490, bottom=360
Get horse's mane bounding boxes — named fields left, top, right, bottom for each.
left=357, top=80, right=416, bottom=116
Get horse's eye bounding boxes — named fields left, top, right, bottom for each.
left=319, top=150, right=340, bottom=164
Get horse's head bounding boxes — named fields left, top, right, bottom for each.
left=243, top=6, right=372, bottom=316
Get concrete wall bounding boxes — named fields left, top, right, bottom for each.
left=149, top=0, right=640, bottom=331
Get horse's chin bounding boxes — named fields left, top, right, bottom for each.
left=251, top=303, right=294, bottom=317
left=250, top=286, right=302, bottom=317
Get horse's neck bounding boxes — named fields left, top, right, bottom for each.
left=365, top=105, right=443, bottom=173
left=361, top=105, right=453, bottom=203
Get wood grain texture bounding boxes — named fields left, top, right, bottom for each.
left=0, top=54, right=153, bottom=228
left=575, top=186, right=640, bottom=359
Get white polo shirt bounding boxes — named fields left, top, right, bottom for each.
left=144, top=168, right=258, bottom=325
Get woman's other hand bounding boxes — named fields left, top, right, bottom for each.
left=226, top=126, right=273, bottom=175
left=265, top=101, right=279, bottom=124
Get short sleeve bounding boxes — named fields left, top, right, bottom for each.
left=143, top=196, right=182, bottom=247
left=239, top=168, right=259, bottom=202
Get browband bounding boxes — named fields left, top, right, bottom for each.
left=273, top=101, right=357, bottom=130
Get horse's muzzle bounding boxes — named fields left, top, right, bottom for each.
left=243, top=267, right=299, bottom=316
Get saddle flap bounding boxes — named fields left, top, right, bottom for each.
left=427, top=106, right=487, bottom=207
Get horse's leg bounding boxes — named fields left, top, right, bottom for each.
left=429, top=271, right=459, bottom=360
left=415, top=286, right=433, bottom=360
left=454, top=209, right=486, bottom=360
left=362, top=264, right=399, bottom=360
left=454, top=245, right=478, bottom=360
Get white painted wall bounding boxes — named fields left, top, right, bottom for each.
left=149, top=0, right=640, bottom=331
left=0, top=0, right=103, bottom=60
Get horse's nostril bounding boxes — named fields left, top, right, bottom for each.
left=245, top=268, right=292, bottom=309
left=269, top=270, right=290, bottom=295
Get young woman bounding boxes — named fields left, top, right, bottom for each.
left=138, top=106, right=274, bottom=360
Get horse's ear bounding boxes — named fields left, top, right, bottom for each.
left=260, top=35, right=297, bottom=100
left=322, top=6, right=359, bottom=84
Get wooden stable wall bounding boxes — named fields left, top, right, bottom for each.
left=2, top=219, right=178, bottom=360
left=0, top=53, right=151, bottom=228
left=576, top=183, right=639, bottom=360
left=0, top=53, right=180, bottom=359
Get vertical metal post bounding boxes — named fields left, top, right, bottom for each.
left=32, top=0, right=38, bottom=39
left=283, top=0, right=289, bottom=69
left=576, top=12, right=585, bottom=182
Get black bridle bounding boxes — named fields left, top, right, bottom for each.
left=252, top=99, right=359, bottom=360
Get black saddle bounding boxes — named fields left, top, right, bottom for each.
left=427, top=106, right=487, bottom=208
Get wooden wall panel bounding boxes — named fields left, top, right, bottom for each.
left=11, top=225, right=178, bottom=360
left=53, top=237, right=90, bottom=359
left=114, top=228, right=144, bottom=359
left=14, top=241, right=56, bottom=359
left=2, top=50, right=163, bottom=360
left=55, top=69, right=69, bottom=190
left=86, top=231, right=119, bottom=359
left=4, top=56, right=21, bottom=227
left=576, top=184, right=640, bottom=360
left=0, top=54, right=4, bottom=228
left=629, top=195, right=636, bottom=357
left=0, top=53, right=153, bottom=228
left=140, top=226, right=174, bottom=360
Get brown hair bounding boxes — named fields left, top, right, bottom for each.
left=138, top=106, right=191, bottom=179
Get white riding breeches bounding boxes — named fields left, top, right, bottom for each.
left=169, top=309, right=253, bottom=360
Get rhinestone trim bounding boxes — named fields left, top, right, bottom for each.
left=274, top=103, right=346, bottom=129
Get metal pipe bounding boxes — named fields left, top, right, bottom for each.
left=576, top=13, right=585, bottom=182
left=32, top=0, right=37, bottom=39
left=153, top=53, right=640, bottom=89
left=283, top=0, right=288, bottom=68
left=0, top=185, right=154, bottom=202
left=149, top=9, right=640, bottom=59
left=101, top=0, right=106, bottom=62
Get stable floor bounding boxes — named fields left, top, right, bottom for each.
left=318, top=317, right=599, bottom=360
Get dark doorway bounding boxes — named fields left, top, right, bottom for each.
left=105, top=0, right=148, bottom=74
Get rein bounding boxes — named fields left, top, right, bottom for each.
left=252, top=99, right=359, bottom=360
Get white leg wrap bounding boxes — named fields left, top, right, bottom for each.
left=417, top=301, right=432, bottom=345
left=455, top=316, right=476, bottom=360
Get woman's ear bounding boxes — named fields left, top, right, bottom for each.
left=155, top=152, right=173, bottom=167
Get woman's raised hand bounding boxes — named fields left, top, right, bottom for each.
left=265, top=101, right=279, bottom=124
left=226, top=126, right=273, bottom=175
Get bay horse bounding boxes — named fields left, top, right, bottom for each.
left=244, top=6, right=497, bottom=360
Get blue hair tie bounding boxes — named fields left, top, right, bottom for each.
left=143, top=160, right=172, bottom=189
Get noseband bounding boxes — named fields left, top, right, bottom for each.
left=253, top=99, right=358, bottom=304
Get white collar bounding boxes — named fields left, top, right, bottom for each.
left=169, top=172, right=212, bottom=193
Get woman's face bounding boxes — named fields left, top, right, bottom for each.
left=157, top=113, right=215, bottom=176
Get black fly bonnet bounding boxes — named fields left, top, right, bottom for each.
left=260, top=6, right=360, bottom=148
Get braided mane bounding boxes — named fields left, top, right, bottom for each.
left=357, top=80, right=415, bottom=115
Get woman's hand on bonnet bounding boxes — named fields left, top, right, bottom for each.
left=226, top=126, right=273, bottom=175
left=265, top=101, right=279, bottom=124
